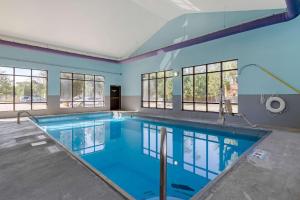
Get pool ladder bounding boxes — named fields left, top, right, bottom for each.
left=218, top=87, right=257, bottom=128
left=17, top=111, right=39, bottom=124
left=160, top=127, right=167, bottom=200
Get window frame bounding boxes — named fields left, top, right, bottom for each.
left=142, top=123, right=175, bottom=164
left=141, top=70, right=174, bottom=110
left=60, top=72, right=105, bottom=108
left=181, top=59, right=238, bottom=114
left=60, top=121, right=105, bottom=155
left=182, top=130, right=239, bottom=179
left=0, top=66, right=48, bottom=111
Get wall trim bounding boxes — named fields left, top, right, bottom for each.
left=0, top=0, right=299, bottom=64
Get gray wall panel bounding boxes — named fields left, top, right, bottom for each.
left=0, top=96, right=111, bottom=118
left=122, top=95, right=300, bottom=129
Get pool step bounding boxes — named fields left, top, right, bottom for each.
left=31, top=141, right=47, bottom=147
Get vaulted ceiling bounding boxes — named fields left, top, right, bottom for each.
left=0, top=0, right=286, bottom=60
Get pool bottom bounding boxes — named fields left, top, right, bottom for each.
left=37, top=114, right=263, bottom=200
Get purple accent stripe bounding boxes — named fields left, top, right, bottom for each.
left=286, top=0, right=300, bottom=18
left=163, top=13, right=287, bottom=52
left=0, top=0, right=299, bottom=64
left=121, top=13, right=288, bottom=63
left=121, top=0, right=300, bottom=63
left=0, top=39, right=119, bottom=63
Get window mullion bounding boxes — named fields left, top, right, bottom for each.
left=141, top=75, right=143, bottom=107
left=164, top=71, right=166, bottom=109
left=83, top=76, right=85, bottom=107
left=206, top=64, right=208, bottom=112
left=221, top=62, right=223, bottom=110
left=46, top=71, right=48, bottom=109
left=148, top=76, right=150, bottom=107
left=72, top=73, right=74, bottom=108
left=181, top=68, right=183, bottom=110
left=12, top=68, right=15, bottom=111
left=193, top=66, right=195, bottom=111
left=94, top=76, right=96, bottom=107
left=31, top=70, right=33, bottom=110
left=155, top=72, right=158, bottom=108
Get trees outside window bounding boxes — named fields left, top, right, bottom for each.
left=182, top=60, right=238, bottom=113
left=142, top=70, right=174, bottom=109
left=0, top=67, right=47, bottom=111
left=60, top=73, right=104, bottom=108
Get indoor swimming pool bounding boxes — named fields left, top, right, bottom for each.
left=36, top=113, right=262, bottom=200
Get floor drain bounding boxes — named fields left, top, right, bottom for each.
left=250, top=149, right=266, bottom=160
left=31, top=141, right=47, bottom=146
left=46, top=145, right=61, bottom=153
left=248, top=149, right=272, bottom=170
left=36, top=135, right=47, bottom=140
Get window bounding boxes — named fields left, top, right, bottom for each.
left=60, top=72, right=104, bottom=108
left=142, top=70, right=174, bottom=109
left=0, top=66, right=47, bottom=111
left=183, top=130, right=239, bottom=180
left=59, top=120, right=105, bottom=155
left=182, top=60, right=238, bottom=113
left=142, top=123, right=174, bottom=164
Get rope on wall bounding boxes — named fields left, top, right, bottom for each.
left=239, top=63, right=300, bottom=94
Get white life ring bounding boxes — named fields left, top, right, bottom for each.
left=265, top=96, right=286, bottom=113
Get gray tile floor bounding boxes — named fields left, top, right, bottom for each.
left=0, top=118, right=300, bottom=200
left=0, top=119, right=125, bottom=200
left=194, top=129, right=300, bottom=200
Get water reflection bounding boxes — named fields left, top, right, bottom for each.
left=142, top=123, right=174, bottom=164
left=53, top=120, right=105, bottom=155
left=183, top=131, right=238, bottom=180
left=40, top=117, right=257, bottom=200
left=110, top=120, right=122, bottom=140
left=142, top=122, right=242, bottom=181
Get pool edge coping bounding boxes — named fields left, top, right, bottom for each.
left=124, top=114, right=271, bottom=200
left=29, top=119, right=135, bottom=200
left=190, top=127, right=270, bottom=200
left=31, top=110, right=138, bottom=120
left=31, top=113, right=270, bottom=200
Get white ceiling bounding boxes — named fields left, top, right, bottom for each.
left=0, top=0, right=286, bottom=60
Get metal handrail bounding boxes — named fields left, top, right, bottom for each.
left=17, top=111, right=38, bottom=124
left=239, top=64, right=300, bottom=94
left=218, top=86, right=257, bottom=127
left=160, top=127, right=167, bottom=200
left=218, top=87, right=225, bottom=125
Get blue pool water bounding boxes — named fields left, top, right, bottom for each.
left=37, top=113, right=260, bottom=200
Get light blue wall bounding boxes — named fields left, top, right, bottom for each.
left=131, top=9, right=283, bottom=56
left=122, top=12, right=300, bottom=96
left=1, top=10, right=299, bottom=98
left=0, top=45, right=122, bottom=96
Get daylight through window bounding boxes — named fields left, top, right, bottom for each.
left=0, top=66, right=47, bottom=111
left=142, top=70, right=174, bottom=109
left=60, top=72, right=104, bottom=108
left=182, top=60, right=238, bottom=113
